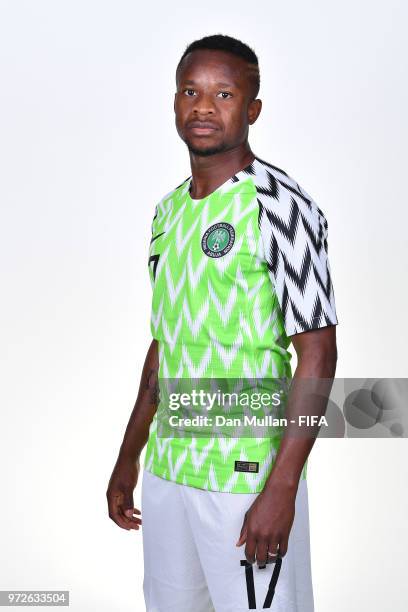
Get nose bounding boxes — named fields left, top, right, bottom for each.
left=192, top=92, right=215, bottom=115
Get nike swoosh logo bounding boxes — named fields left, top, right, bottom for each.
left=150, top=231, right=165, bottom=244
left=148, top=254, right=160, bottom=280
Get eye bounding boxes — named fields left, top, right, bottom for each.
left=183, top=89, right=196, bottom=96
left=217, top=91, right=232, bottom=99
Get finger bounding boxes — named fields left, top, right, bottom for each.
left=245, top=533, right=256, bottom=565
left=277, top=538, right=288, bottom=558
left=124, top=507, right=141, bottom=515
left=267, top=541, right=281, bottom=563
left=118, top=505, right=141, bottom=529
left=108, top=495, right=140, bottom=530
left=124, top=513, right=142, bottom=525
left=124, top=507, right=142, bottom=523
left=256, top=539, right=269, bottom=568
left=111, top=491, right=140, bottom=526
left=109, top=507, right=136, bottom=530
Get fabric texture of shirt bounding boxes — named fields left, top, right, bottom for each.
left=144, top=155, right=338, bottom=493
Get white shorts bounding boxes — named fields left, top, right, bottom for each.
left=141, top=469, right=314, bottom=612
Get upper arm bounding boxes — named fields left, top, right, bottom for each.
left=290, top=324, right=337, bottom=360
left=258, top=181, right=338, bottom=338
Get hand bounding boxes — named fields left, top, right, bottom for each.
left=106, top=455, right=142, bottom=531
left=236, top=482, right=297, bottom=567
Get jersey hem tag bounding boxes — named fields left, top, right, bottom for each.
left=234, top=461, right=259, bottom=473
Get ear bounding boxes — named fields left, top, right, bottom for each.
left=248, top=98, right=262, bottom=125
left=174, top=92, right=177, bottom=114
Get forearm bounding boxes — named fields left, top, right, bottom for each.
left=264, top=343, right=337, bottom=491
left=118, top=338, right=159, bottom=463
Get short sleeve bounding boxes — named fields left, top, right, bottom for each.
left=147, top=204, right=161, bottom=284
left=258, top=183, right=338, bottom=337
left=150, top=204, right=158, bottom=236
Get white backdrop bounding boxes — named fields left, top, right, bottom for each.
left=1, top=0, right=407, bottom=610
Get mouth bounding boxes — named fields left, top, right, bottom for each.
left=189, top=126, right=218, bottom=135
left=187, top=122, right=219, bottom=136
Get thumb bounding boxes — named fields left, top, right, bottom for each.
left=236, top=520, right=248, bottom=547
left=122, top=495, right=135, bottom=517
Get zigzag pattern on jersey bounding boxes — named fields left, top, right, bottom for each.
left=250, top=156, right=338, bottom=336
left=143, top=157, right=333, bottom=492
left=145, top=173, right=291, bottom=492
left=150, top=178, right=285, bottom=445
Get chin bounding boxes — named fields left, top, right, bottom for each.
left=187, top=142, right=227, bottom=157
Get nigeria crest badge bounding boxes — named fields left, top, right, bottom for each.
left=201, top=222, right=235, bottom=258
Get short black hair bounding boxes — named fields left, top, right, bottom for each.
left=176, top=34, right=260, bottom=99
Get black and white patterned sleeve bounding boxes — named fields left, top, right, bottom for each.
left=258, top=182, right=338, bottom=337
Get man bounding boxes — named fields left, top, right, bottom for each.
left=107, top=34, right=338, bottom=612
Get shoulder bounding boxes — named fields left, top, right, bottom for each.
left=151, top=176, right=190, bottom=219
left=252, top=156, right=329, bottom=233
left=162, top=176, right=191, bottom=202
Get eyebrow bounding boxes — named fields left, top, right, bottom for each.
left=182, top=79, right=238, bottom=88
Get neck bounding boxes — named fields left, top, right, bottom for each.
left=188, top=143, right=255, bottom=200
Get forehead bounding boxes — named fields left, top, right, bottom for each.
left=177, top=49, right=251, bottom=87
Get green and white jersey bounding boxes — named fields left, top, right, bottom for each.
left=144, top=156, right=338, bottom=493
